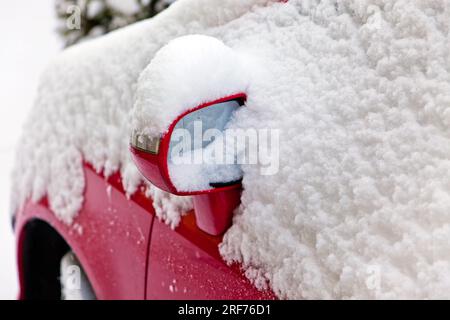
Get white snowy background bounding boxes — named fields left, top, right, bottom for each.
left=0, top=1, right=59, bottom=299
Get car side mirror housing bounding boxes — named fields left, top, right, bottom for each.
left=130, top=94, right=245, bottom=235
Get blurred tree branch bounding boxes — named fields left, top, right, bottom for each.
left=55, top=0, right=173, bottom=47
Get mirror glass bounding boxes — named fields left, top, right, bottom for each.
left=168, top=99, right=243, bottom=192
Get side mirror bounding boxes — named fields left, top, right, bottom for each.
left=130, top=93, right=245, bottom=235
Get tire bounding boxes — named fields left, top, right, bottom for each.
left=60, top=251, right=96, bottom=300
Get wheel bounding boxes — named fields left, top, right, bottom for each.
left=60, top=251, right=96, bottom=300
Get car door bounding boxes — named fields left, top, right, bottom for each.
left=145, top=210, right=275, bottom=299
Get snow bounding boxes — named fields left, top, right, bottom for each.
left=166, top=95, right=244, bottom=191
left=11, top=0, right=274, bottom=225
left=168, top=142, right=244, bottom=191
left=132, top=35, right=250, bottom=138
left=11, top=0, right=450, bottom=299
left=0, top=0, right=59, bottom=299
left=216, top=0, right=450, bottom=299
left=145, top=185, right=192, bottom=228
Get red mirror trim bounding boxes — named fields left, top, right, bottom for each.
left=160, top=92, right=246, bottom=195
left=130, top=93, right=246, bottom=195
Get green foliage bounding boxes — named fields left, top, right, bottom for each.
left=55, top=0, right=173, bottom=47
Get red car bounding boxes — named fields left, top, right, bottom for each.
left=13, top=0, right=281, bottom=300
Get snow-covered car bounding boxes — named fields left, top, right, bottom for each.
left=12, top=0, right=450, bottom=300
left=13, top=0, right=280, bottom=300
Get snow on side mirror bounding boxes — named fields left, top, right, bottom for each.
left=130, top=35, right=250, bottom=235
left=130, top=95, right=244, bottom=235
left=167, top=96, right=245, bottom=192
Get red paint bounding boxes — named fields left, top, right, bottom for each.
left=14, top=0, right=291, bottom=300
left=131, top=93, right=246, bottom=235
left=161, top=92, right=246, bottom=194
left=15, top=165, right=153, bottom=299
left=193, top=187, right=241, bottom=235
left=130, top=147, right=172, bottom=192
left=130, top=92, right=246, bottom=196
left=131, top=144, right=242, bottom=235
left=146, top=211, right=276, bottom=299
left=15, top=163, right=274, bottom=299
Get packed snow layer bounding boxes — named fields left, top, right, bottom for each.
left=215, top=0, right=450, bottom=299
left=13, top=0, right=450, bottom=299
left=11, top=0, right=275, bottom=225
left=132, top=35, right=250, bottom=138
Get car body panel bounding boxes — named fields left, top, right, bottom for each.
left=14, top=0, right=289, bottom=300
left=15, top=164, right=153, bottom=299
left=15, top=163, right=273, bottom=299
left=146, top=213, right=275, bottom=299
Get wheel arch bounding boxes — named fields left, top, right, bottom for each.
left=15, top=164, right=154, bottom=300
left=17, top=217, right=96, bottom=300
left=18, top=218, right=70, bottom=299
